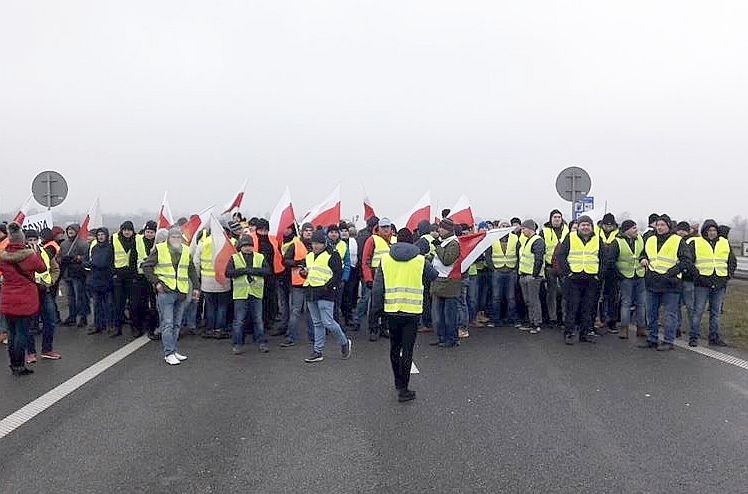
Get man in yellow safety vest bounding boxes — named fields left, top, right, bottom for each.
left=607, top=220, right=647, bottom=339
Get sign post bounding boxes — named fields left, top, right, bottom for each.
left=555, top=167, right=592, bottom=220
left=31, top=171, right=68, bottom=211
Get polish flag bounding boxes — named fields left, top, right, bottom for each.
left=447, top=194, right=475, bottom=227
left=157, top=191, right=174, bottom=229
left=209, top=213, right=237, bottom=284
left=300, top=184, right=341, bottom=228
left=182, top=205, right=214, bottom=246
left=362, top=186, right=376, bottom=221
left=269, top=186, right=297, bottom=239
left=452, top=227, right=515, bottom=276
left=79, top=197, right=103, bottom=241
left=222, top=179, right=248, bottom=215
left=12, top=194, right=35, bottom=224
left=394, top=191, right=431, bottom=232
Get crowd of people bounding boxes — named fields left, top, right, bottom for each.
left=0, top=208, right=739, bottom=402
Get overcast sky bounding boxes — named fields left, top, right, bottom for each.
left=1, top=1, right=746, bottom=224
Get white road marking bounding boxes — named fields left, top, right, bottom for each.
left=673, top=340, right=748, bottom=371
left=410, top=362, right=419, bottom=374
left=0, top=336, right=151, bottom=440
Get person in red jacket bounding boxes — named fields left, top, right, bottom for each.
left=359, top=217, right=396, bottom=339
left=0, top=223, right=47, bottom=376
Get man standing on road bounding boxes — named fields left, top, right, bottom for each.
left=196, top=226, right=233, bottom=339
left=341, top=223, right=359, bottom=327
left=485, top=220, right=519, bottom=328
left=638, top=215, right=693, bottom=352
left=541, top=209, right=569, bottom=327
left=689, top=219, right=736, bottom=347
left=142, top=227, right=200, bottom=365
left=131, top=221, right=157, bottom=339
left=27, top=229, right=62, bottom=362
left=302, top=230, right=352, bottom=363
left=597, top=213, right=620, bottom=333
left=279, top=223, right=312, bottom=347
left=430, top=218, right=462, bottom=348
left=608, top=220, right=647, bottom=339
left=370, top=228, right=437, bottom=402
left=326, top=223, right=350, bottom=325
left=59, top=223, right=90, bottom=328
left=111, top=221, right=138, bottom=338
left=361, top=217, right=396, bottom=341
left=517, top=220, right=545, bottom=334
left=674, top=221, right=697, bottom=339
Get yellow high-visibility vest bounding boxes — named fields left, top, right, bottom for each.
left=153, top=243, right=191, bottom=293
left=112, top=234, right=132, bottom=269
left=615, top=235, right=645, bottom=279
left=200, top=235, right=236, bottom=280
left=231, top=252, right=265, bottom=300
left=35, top=248, right=52, bottom=285
left=519, top=235, right=542, bottom=276
left=135, top=234, right=149, bottom=274
left=335, top=240, right=347, bottom=264
left=371, top=235, right=390, bottom=268
left=693, top=237, right=730, bottom=277
left=568, top=232, right=600, bottom=275
left=596, top=226, right=619, bottom=245
left=542, top=225, right=569, bottom=265
left=491, top=234, right=518, bottom=269
left=644, top=234, right=682, bottom=277
left=304, top=251, right=333, bottom=287
left=381, top=253, right=425, bottom=314
left=420, top=234, right=436, bottom=259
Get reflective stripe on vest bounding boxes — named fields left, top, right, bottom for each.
left=568, top=232, right=600, bottom=275
left=645, top=235, right=682, bottom=277
left=518, top=235, right=542, bottom=276
left=43, top=241, right=60, bottom=258
left=542, top=225, right=569, bottom=265
left=112, top=234, right=131, bottom=269
left=693, top=237, right=730, bottom=277
left=615, top=236, right=645, bottom=279
left=371, top=235, right=390, bottom=268
left=135, top=234, right=149, bottom=274
left=597, top=227, right=619, bottom=245
left=381, top=253, right=425, bottom=314
left=491, top=234, right=518, bottom=269
left=153, top=243, right=191, bottom=293
left=231, top=252, right=265, bottom=300
left=35, top=248, right=52, bottom=285
left=304, top=251, right=333, bottom=287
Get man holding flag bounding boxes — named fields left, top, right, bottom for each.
left=430, top=218, right=462, bottom=348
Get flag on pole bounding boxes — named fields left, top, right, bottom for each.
left=447, top=194, right=475, bottom=227
left=79, top=197, right=103, bottom=241
left=222, top=179, right=248, bottom=215
left=209, top=213, right=237, bottom=284
left=451, top=227, right=515, bottom=276
left=182, top=205, right=214, bottom=246
left=394, top=191, right=431, bottom=232
left=269, top=186, right=297, bottom=239
left=158, top=191, right=174, bottom=229
left=362, top=185, right=376, bottom=221
left=12, top=194, right=35, bottom=224
left=299, top=184, right=341, bottom=228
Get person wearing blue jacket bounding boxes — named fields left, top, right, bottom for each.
left=84, top=227, right=114, bottom=335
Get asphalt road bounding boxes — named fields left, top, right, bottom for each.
left=1, top=324, right=747, bottom=493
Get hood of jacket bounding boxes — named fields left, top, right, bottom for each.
left=701, top=219, right=719, bottom=237
left=0, top=245, right=34, bottom=263
left=417, top=220, right=431, bottom=236
left=389, top=242, right=420, bottom=262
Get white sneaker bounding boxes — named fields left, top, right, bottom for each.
left=164, top=354, right=181, bottom=365
left=529, top=327, right=541, bottom=334
left=174, top=352, right=188, bottom=361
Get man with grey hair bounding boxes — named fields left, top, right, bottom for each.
left=142, top=227, right=200, bottom=365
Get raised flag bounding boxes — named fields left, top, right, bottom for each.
left=12, top=194, right=35, bottom=224
left=209, top=213, right=237, bottom=284
left=182, top=205, right=214, bottom=246
left=299, top=184, right=341, bottom=228
left=222, top=179, right=248, bottom=215
left=269, top=186, right=297, bottom=239
left=451, top=227, right=515, bottom=276
left=362, top=185, right=376, bottom=221
left=79, top=197, right=103, bottom=242
left=447, top=194, right=475, bottom=227
left=394, top=191, right=431, bottom=232
left=158, top=191, right=174, bottom=229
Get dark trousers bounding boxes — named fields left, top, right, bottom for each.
left=277, top=278, right=290, bottom=331
left=565, top=278, right=600, bottom=337
left=113, top=273, right=134, bottom=329
left=29, top=290, right=57, bottom=354
left=387, top=314, right=418, bottom=391
left=342, top=269, right=360, bottom=323
left=130, top=276, right=155, bottom=333
left=64, top=277, right=89, bottom=321
left=421, top=280, right=432, bottom=328
left=262, top=277, right=278, bottom=330
left=600, top=271, right=619, bottom=325
left=333, top=282, right=345, bottom=325
left=477, top=269, right=492, bottom=316
left=6, top=316, right=32, bottom=370
left=204, top=291, right=231, bottom=332
left=93, top=289, right=113, bottom=331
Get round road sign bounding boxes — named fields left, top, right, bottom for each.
left=555, top=166, right=591, bottom=202
left=32, top=170, right=68, bottom=209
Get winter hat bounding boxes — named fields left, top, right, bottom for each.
left=521, top=219, right=537, bottom=230
left=256, top=219, right=270, bottom=231
left=144, top=220, right=158, bottom=232
left=549, top=209, right=563, bottom=221
left=601, top=213, right=617, bottom=226
left=675, top=221, right=691, bottom=233
left=441, top=209, right=451, bottom=219
left=228, top=220, right=243, bottom=234
left=66, top=223, right=80, bottom=234
left=439, top=218, right=455, bottom=232
left=396, top=228, right=414, bottom=243
left=366, top=216, right=380, bottom=230
left=51, top=226, right=65, bottom=238
left=0, top=223, right=7, bottom=236
left=718, top=225, right=731, bottom=238
left=311, top=230, right=327, bottom=244
left=327, top=224, right=339, bottom=233
left=577, top=216, right=593, bottom=227
left=620, top=220, right=637, bottom=234
left=510, top=217, right=522, bottom=225
left=120, top=221, right=135, bottom=231
left=417, top=220, right=431, bottom=236
left=301, top=222, right=314, bottom=232
left=477, top=221, right=489, bottom=230
left=176, top=217, right=188, bottom=227
left=238, top=235, right=254, bottom=248
left=7, top=222, right=25, bottom=243
left=657, top=214, right=672, bottom=226
left=430, top=223, right=439, bottom=232
left=24, top=229, right=39, bottom=240
left=648, top=213, right=659, bottom=225
left=378, top=217, right=393, bottom=228
left=40, top=228, right=54, bottom=243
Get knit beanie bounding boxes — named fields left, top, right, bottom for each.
left=144, top=220, right=158, bottom=232
left=620, top=220, right=636, bottom=234
left=675, top=221, right=690, bottom=233
left=601, top=213, right=617, bottom=226
left=439, top=218, right=455, bottom=232
left=396, top=228, right=414, bottom=244
left=311, top=230, right=327, bottom=244
left=577, top=216, right=593, bottom=227
left=521, top=219, right=537, bottom=230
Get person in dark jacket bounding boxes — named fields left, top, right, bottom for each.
left=256, top=219, right=279, bottom=334
left=59, top=223, right=90, bottom=327
left=279, top=223, right=314, bottom=346
left=415, top=220, right=438, bottom=329
left=0, top=223, right=47, bottom=375
left=557, top=216, right=603, bottom=344
left=517, top=219, right=545, bottom=333
left=606, top=220, right=647, bottom=339
left=131, top=221, right=158, bottom=339
left=674, top=221, right=696, bottom=339
left=85, top=227, right=115, bottom=335
left=540, top=209, right=568, bottom=326
left=302, top=230, right=351, bottom=363
left=689, top=219, right=737, bottom=347
left=638, top=214, right=694, bottom=351
left=370, top=229, right=438, bottom=402
left=111, top=221, right=137, bottom=337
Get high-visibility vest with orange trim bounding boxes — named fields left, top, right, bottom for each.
left=284, top=238, right=308, bottom=287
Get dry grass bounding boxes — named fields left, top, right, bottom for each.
left=717, top=280, right=748, bottom=349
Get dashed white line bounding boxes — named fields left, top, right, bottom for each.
left=673, top=340, right=748, bottom=371
left=0, top=336, right=151, bottom=440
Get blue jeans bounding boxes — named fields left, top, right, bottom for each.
left=677, top=281, right=695, bottom=335
left=354, top=282, right=371, bottom=324
left=28, top=291, right=57, bottom=354
left=204, top=291, right=230, bottom=332
left=157, top=292, right=190, bottom=356
left=307, top=299, right=348, bottom=354
left=64, top=278, right=89, bottom=320
left=457, top=277, right=469, bottom=328
left=181, top=299, right=197, bottom=330
left=491, top=270, right=517, bottom=323
left=92, top=289, right=113, bottom=331
left=6, top=316, right=32, bottom=369
left=232, top=297, right=265, bottom=346
left=286, top=287, right=306, bottom=343
left=691, top=285, right=726, bottom=341
left=646, top=290, right=679, bottom=344
left=619, top=277, right=646, bottom=328
left=467, top=275, right=479, bottom=323
left=433, top=295, right=458, bottom=346
left=477, top=269, right=492, bottom=315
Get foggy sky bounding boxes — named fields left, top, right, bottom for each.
left=1, top=1, right=746, bottom=225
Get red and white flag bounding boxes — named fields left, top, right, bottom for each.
left=12, top=194, right=35, bottom=224
left=182, top=205, right=214, bottom=246
left=394, top=191, right=431, bottom=232
left=452, top=227, right=514, bottom=276
left=447, top=194, right=475, bottom=227
left=79, top=197, right=103, bottom=241
left=157, top=191, right=174, bottom=229
left=222, top=179, right=248, bottom=215
left=269, top=186, right=297, bottom=239
left=299, top=184, right=341, bottom=228
left=362, top=186, right=376, bottom=221
left=209, top=213, right=237, bottom=284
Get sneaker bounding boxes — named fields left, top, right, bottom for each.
left=259, top=343, right=270, bottom=353
left=147, top=331, right=162, bottom=341
left=398, top=389, right=416, bottom=402
left=12, top=367, right=34, bottom=376
left=486, top=322, right=495, bottom=328
left=529, top=327, right=541, bottom=335
left=341, top=339, right=352, bottom=360
left=564, top=333, right=575, bottom=345
left=232, top=345, right=245, bottom=355
left=174, top=352, right=188, bottom=361
left=26, top=353, right=38, bottom=364
left=519, top=325, right=532, bottom=332
left=305, top=352, right=324, bottom=363
left=656, top=342, right=674, bottom=352
left=438, top=342, right=459, bottom=348
left=578, top=333, right=597, bottom=343
left=279, top=340, right=296, bottom=348
left=709, top=339, right=728, bottom=347
left=688, top=338, right=698, bottom=347
left=458, top=329, right=470, bottom=338
left=638, top=340, right=658, bottom=349
left=41, top=351, right=62, bottom=360
left=61, top=319, right=76, bottom=327
left=164, top=354, right=181, bottom=365
left=87, top=327, right=102, bottom=335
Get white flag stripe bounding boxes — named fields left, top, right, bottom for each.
left=299, top=184, right=341, bottom=225
left=459, top=227, right=515, bottom=274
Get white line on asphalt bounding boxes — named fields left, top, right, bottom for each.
left=0, top=336, right=151, bottom=440
left=673, top=340, right=748, bottom=371
left=410, top=362, right=419, bottom=374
